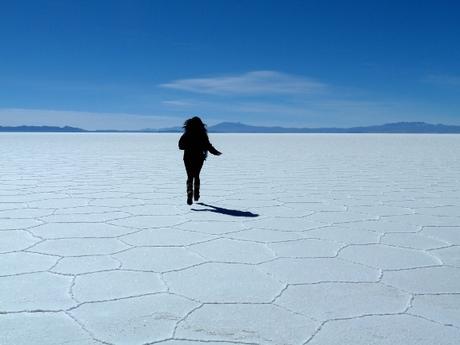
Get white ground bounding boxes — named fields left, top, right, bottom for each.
left=0, top=133, right=460, bottom=345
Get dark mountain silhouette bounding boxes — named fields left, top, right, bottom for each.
left=338, top=122, right=460, bottom=133
left=1, top=122, right=460, bottom=133
left=154, top=126, right=183, bottom=132
left=206, top=121, right=460, bottom=133
left=0, top=125, right=86, bottom=132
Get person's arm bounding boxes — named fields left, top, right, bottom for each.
left=207, top=141, right=222, bottom=155
left=178, top=134, right=187, bottom=150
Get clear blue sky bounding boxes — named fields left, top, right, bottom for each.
left=1, top=0, right=459, bottom=129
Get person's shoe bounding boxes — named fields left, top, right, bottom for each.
left=187, top=180, right=193, bottom=205
left=194, top=179, right=200, bottom=201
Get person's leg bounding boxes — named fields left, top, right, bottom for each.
left=193, top=159, right=204, bottom=201
left=184, top=159, right=194, bottom=205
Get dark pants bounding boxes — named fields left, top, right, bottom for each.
left=184, top=158, right=204, bottom=184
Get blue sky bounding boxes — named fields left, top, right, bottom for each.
left=1, top=0, right=459, bottom=129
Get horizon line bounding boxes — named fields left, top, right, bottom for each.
left=1, top=121, right=460, bottom=134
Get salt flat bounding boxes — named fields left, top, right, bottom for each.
left=0, top=133, right=459, bottom=345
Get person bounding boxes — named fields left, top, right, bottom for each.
left=179, top=116, right=222, bottom=205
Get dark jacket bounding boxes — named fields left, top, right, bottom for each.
left=179, top=133, right=220, bottom=161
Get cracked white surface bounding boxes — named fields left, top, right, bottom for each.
left=29, top=237, right=129, bottom=256
left=0, top=312, right=99, bottom=345
left=69, top=293, right=199, bottom=344
left=269, top=238, right=343, bottom=258
left=72, top=270, right=166, bottom=303
left=307, top=314, right=460, bottom=345
left=114, top=246, right=205, bottom=271
left=409, top=294, right=460, bottom=327
left=189, top=238, right=275, bottom=263
left=0, top=230, right=40, bottom=253
left=0, top=272, right=76, bottom=311
left=259, top=257, right=380, bottom=284
left=1, top=133, right=460, bottom=344
left=302, top=225, right=381, bottom=244
left=164, top=262, right=284, bottom=303
left=382, top=266, right=460, bottom=293
left=380, top=232, right=449, bottom=249
left=421, top=226, right=460, bottom=245
left=275, top=282, right=411, bottom=321
left=120, top=227, right=215, bottom=246
left=339, top=243, right=440, bottom=269
left=51, top=255, right=121, bottom=275
left=177, top=220, right=245, bottom=235
left=30, top=222, right=135, bottom=239
left=0, top=252, right=58, bottom=276
left=175, top=303, right=319, bottom=344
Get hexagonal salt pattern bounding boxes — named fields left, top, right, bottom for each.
left=72, top=270, right=166, bottom=302
left=69, top=294, right=199, bottom=345
left=188, top=238, right=274, bottom=263
left=0, top=218, right=42, bottom=230
left=158, top=341, right=239, bottom=345
left=177, top=220, right=244, bottom=235
left=224, top=228, right=304, bottom=242
left=308, top=314, right=460, bottom=345
left=29, top=222, right=135, bottom=239
left=28, top=238, right=129, bottom=256
left=409, top=294, right=460, bottom=327
left=0, top=312, right=99, bottom=345
left=164, top=262, right=284, bottom=303
left=339, top=244, right=440, bottom=269
left=0, top=252, right=58, bottom=276
left=301, top=225, right=381, bottom=245
left=120, top=227, right=214, bottom=246
left=0, top=272, right=76, bottom=312
left=51, top=255, right=121, bottom=275
left=382, top=266, right=460, bottom=293
left=109, top=215, right=187, bottom=229
left=430, top=246, right=460, bottom=267
left=381, top=232, right=449, bottom=249
left=420, top=226, right=460, bottom=245
left=259, top=257, right=380, bottom=284
left=2, top=133, right=460, bottom=344
left=276, top=282, right=410, bottom=321
left=41, top=211, right=130, bottom=223
left=114, top=246, right=205, bottom=272
left=175, top=303, right=319, bottom=344
left=269, top=238, right=343, bottom=258
left=0, top=230, right=40, bottom=253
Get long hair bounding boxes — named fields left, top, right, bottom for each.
left=183, top=116, right=208, bottom=140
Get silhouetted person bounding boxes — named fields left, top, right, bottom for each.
left=179, top=116, right=221, bottom=205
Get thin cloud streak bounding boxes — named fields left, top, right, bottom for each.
left=160, top=70, right=326, bottom=95
left=423, top=74, right=460, bottom=87
left=161, top=100, right=195, bottom=106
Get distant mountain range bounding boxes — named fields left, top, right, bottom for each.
left=1, top=122, right=460, bottom=133
left=207, top=122, right=460, bottom=133
left=0, top=125, right=86, bottom=132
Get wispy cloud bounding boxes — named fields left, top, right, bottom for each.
left=161, top=100, right=195, bottom=106
left=160, top=70, right=326, bottom=95
left=423, top=74, right=460, bottom=87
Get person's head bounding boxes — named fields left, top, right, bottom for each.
left=183, top=116, right=207, bottom=136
